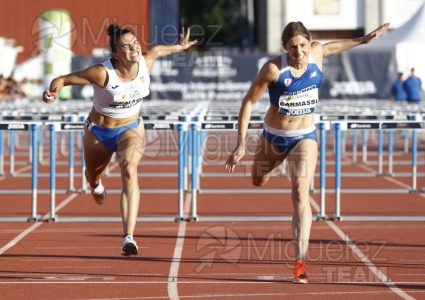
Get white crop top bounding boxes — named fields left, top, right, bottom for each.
left=92, top=58, right=150, bottom=118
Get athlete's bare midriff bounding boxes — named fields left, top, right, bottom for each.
left=264, top=106, right=315, bottom=130
left=88, top=107, right=141, bottom=128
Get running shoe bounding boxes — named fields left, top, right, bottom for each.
left=91, top=181, right=106, bottom=205
left=293, top=260, right=309, bottom=284
left=121, top=235, right=138, bottom=256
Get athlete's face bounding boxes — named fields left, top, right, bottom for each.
left=113, top=33, right=142, bottom=63
left=284, top=35, right=311, bottom=65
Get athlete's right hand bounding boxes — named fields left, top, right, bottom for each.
left=42, top=87, right=58, bottom=104
left=224, top=145, right=245, bottom=173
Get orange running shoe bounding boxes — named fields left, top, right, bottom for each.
left=293, top=260, right=309, bottom=284
left=91, top=181, right=106, bottom=205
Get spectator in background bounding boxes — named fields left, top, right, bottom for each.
left=403, top=68, right=423, bottom=103
left=0, top=76, right=6, bottom=101
left=391, top=72, right=407, bottom=101
left=0, top=75, right=26, bottom=102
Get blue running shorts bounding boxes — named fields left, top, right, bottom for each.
left=85, top=118, right=140, bottom=152
left=262, top=126, right=317, bottom=154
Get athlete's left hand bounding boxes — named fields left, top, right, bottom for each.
left=361, top=23, right=390, bottom=44
left=225, top=145, right=245, bottom=173
left=179, top=27, right=200, bottom=51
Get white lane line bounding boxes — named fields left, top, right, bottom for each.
left=1, top=282, right=425, bottom=300
left=0, top=280, right=424, bottom=286
left=359, top=162, right=425, bottom=199
left=326, top=221, right=415, bottom=300
left=309, top=178, right=415, bottom=300
left=0, top=222, right=43, bottom=255
left=0, top=163, right=75, bottom=255
left=399, top=259, right=425, bottom=262
left=42, top=266, right=112, bottom=269
left=21, top=259, right=115, bottom=262
left=0, top=194, right=78, bottom=256
left=166, top=290, right=423, bottom=299
left=316, top=155, right=424, bottom=299
left=167, top=193, right=191, bottom=300
left=357, top=164, right=412, bottom=189
left=0, top=165, right=31, bottom=181
left=0, top=161, right=123, bottom=255
left=33, top=246, right=150, bottom=249
left=53, top=193, right=79, bottom=212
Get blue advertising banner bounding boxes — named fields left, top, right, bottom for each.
left=148, top=51, right=270, bottom=102
left=72, top=49, right=397, bottom=101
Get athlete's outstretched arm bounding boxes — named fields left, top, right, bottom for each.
left=42, top=65, right=105, bottom=103
left=143, top=27, right=199, bottom=72
left=322, top=23, right=390, bottom=57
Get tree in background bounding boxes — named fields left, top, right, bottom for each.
left=180, top=0, right=256, bottom=51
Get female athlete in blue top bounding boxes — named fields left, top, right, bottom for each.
left=225, top=21, right=389, bottom=283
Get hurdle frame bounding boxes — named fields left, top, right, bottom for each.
left=0, top=122, right=41, bottom=222
left=332, top=120, right=425, bottom=221
left=45, top=120, right=189, bottom=223
left=189, top=120, right=331, bottom=222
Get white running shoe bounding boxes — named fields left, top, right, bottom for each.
left=91, top=181, right=106, bottom=205
left=121, top=235, right=138, bottom=256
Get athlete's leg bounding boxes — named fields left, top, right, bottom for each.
left=286, top=139, right=317, bottom=261
left=251, top=134, right=286, bottom=186
left=115, top=118, right=146, bottom=236
left=83, top=127, right=114, bottom=189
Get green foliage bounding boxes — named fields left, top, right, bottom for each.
left=180, top=0, right=248, bottom=50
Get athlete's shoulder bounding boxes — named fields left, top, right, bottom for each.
left=262, top=56, right=281, bottom=72
left=83, top=64, right=108, bottom=87
left=257, top=56, right=281, bottom=84
left=310, top=41, right=324, bottom=57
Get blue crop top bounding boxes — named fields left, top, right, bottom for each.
left=268, top=53, right=323, bottom=116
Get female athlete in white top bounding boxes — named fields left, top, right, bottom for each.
left=42, top=24, right=198, bottom=256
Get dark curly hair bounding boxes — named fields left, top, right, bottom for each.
left=106, top=24, right=134, bottom=52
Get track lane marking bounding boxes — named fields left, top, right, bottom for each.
left=308, top=163, right=416, bottom=300
left=167, top=193, right=191, bottom=300
left=0, top=194, right=78, bottom=255
left=0, top=160, right=81, bottom=256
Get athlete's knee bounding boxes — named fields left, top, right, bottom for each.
left=251, top=164, right=273, bottom=186
left=252, top=175, right=268, bottom=187
left=291, top=181, right=311, bottom=202
left=120, top=161, right=139, bottom=180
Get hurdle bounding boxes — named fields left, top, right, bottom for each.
left=1, top=98, right=425, bottom=223
left=0, top=122, right=41, bottom=222
left=333, top=119, right=425, bottom=221
left=0, top=99, right=208, bottom=223
left=46, top=120, right=189, bottom=222
left=188, top=119, right=330, bottom=222
left=0, top=113, right=84, bottom=175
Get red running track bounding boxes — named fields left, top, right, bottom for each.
left=0, top=131, right=425, bottom=299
